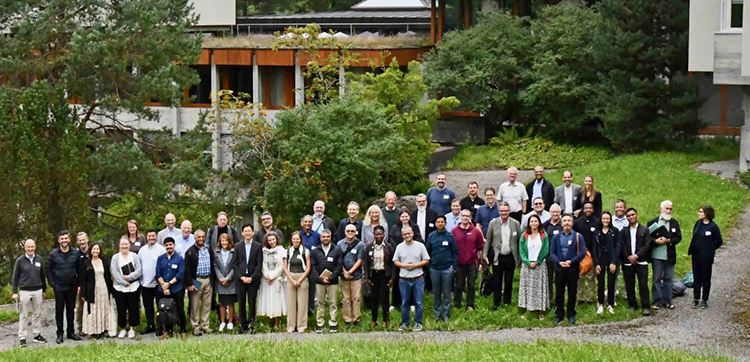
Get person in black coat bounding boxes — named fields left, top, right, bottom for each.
left=362, top=226, right=396, bottom=327
left=687, top=205, right=723, bottom=309
left=412, top=194, right=438, bottom=242
left=234, top=224, right=264, bottom=333
left=78, top=243, right=115, bottom=336
left=184, top=230, right=215, bottom=335
left=593, top=212, right=621, bottom=313
left=47, top=230, right=82, bottom=343
left=310, top=229, right=343, bottom=332
left=646, top=200, right=682, bottom=310
left=525, top=166, right=555, bottom=211
left=618, top=208, right=652, bottom=315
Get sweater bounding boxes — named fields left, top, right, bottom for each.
left=519, top=232, right=550, bottom=265
left=12, top=254, right=46, bottom=293
left=426, top=230, right=458, bottom=271
left=46, top=248, right=81, bottom=291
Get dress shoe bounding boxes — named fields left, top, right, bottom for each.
left=56, top=334, right=64, bottom=344
left=67, top=333, right=82, bottom=341
left=642, top=308, right=651, bottom=316
left=568, top=317, right=576, bottom=324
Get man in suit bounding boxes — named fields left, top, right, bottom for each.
left=412, top=193, right=438, bottom=241
left=619, top=208, right=653, bottom=316
left=482, top=202, right=522, bottom=309
left=554, top=170, right=582, bottom=216
left=235, top=224, right=264, bottom=332
left=526, top=166, right=555, bottom=211
left=549, top=214, right=587, bottom=325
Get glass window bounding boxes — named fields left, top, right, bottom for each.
left=732, top=0, right=744, bottom=28
left=187, top=65, right=211, bottom=104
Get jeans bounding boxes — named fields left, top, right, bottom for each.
left=399, top=276, right=425, bottom=327
left=651, top=259, right=675, bottom=306
left=430, top=267, right=453, bottom=320
left=454, top=264, right=477, bottom=308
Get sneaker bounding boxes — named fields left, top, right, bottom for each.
left=33, top=334, right=47, bottom=343
left=666, top=304, right=675, bottom=310
left=118, top=329, right=126, bottom=339
left=316, top=326, right=324, bottom=333
left=329, top=326, right=337, bottom=333
left=651, top=305, right=660, bottom=310
left=413, top=323, right=423, bottom=332
left=411, top=306, right=415, bottom=313
left=218, top=323, right=226, bottom=332
left=700, top=300, right=708, bottom=309
left=227, top=323, right=234, bottom=331
left=643, top=308, right=651, bottom=316
left=389, top=306, right=395, bottom=313
left=568, top=317, right=576, bottom=325
left=19, top=339, right=26, bottom=348
left=597, top=305, right=604, bottom=315
left=608, top=306, right=615, bottom=314
left=398, top=324, right=408, bottom=332
left=553, top=317, right=563, bottom=326
left=466, top=306, right=474, bottom=312
left=127, top=329, right=135, bottom=339
left=442, top=316, right=449, bottom=323
left=692, top=299, right=700, bottom=308
left=434, top=317, right=440, bottom=323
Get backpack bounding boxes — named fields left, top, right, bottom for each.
left=672, top=278, right=687, bottom=296
left=158, top=298, right=179, bottom=330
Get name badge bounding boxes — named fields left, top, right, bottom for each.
left=171, top=264, right=178, bottom=269
left=671, top=228, right=676, bottom=233
left=573, top=196, right=578, bottom=200
left=590, top=227, right=595, bottom=232
left=327, top=257, right=334, bottom=262
left=705, top=231, right=712, bottom=236
left=442, top=241, right=448, bottom=246
left=351, top=249, right=357, bottom=254
left=443, top=195, right=450, bottom=200
left=553, top=230, right=560, bottom=235
left=474, top=204, right=480, bottom=209
left=567, top=240, right=572, bottom=245
left=135, top=242, right=141, bottom=247
left=512, top=232, right=517, bottom=236
left=369, top=251, right=373, bottom=256
left=467, top=232, right=472, bottom=236
left=34, top=262, right=41, bottom=267
left=429, top=223, right=434, bottom=228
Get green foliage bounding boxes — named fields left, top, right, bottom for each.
left=448, top=137, right=613, bottom=171
left=488, top=126, right=535, bottom=146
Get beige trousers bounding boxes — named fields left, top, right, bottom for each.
left=188, top=277, right=213, bottom=332
left=75, top=291, right=84, bottom=334
left=340, top=279, right=362, bottom=323
left=18, top=289, right=43, bottom=339
left=315, top=283, right=338, bottom=327
left=578, top=268, right=596, bottom=302
left=286, top=272, right=309, bottom=332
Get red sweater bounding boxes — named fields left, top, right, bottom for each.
left=451, top=223, right=484, bottom=266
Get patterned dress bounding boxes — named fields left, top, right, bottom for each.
left=518, top=234, right=550, bottom=312
left=82, top=264, right=116, bottom=335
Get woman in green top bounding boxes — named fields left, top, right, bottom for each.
left=518, top=214, right=550, bottom=320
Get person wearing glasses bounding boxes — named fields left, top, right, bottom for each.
left=254, top=212, right=285, bottom=246
left=521, top=198, right=551, bottom=230
left=687, top=205, right=722, bottom=309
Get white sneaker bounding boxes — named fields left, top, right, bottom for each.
left=117, top=329, right=126, bottom=339
left=389, top=306, right=395, bottom=313
left=227, top=323, right=234, bottom=331
left=597, top=305, right=604, bottom=315
left=608, top=306, right=615, bottom=314
left=218, top=323, right=226, bottom=332
left=411, top=306, right=415, bottom=313
left=127, top=329, right=135, bottom=339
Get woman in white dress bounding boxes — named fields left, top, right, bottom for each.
left=518, top=214, right=550, bottom=320
left=257, top=231, right=286, bottom=329
left=79, top=243, right=116, bottom=338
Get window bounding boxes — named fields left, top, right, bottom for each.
left=732, top=0, right=744, bottom=28
left=222, top=66, right=253, bottom=97
left=260, top=66, right=294, bottom=109
left=187, top=65, right=211, bottom=105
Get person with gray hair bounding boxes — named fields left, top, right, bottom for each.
left=498, top=167, right=529, bottom=222
left=312, top=200, right=338, bottom=237
left=254, top=212, right=285, bottom=246
left=427, top=173, right=456, bottom=216
left=647, top=200, right=682, bottom=310
left=382, top=191, right=399, bottom=230
left=175, top=220, right=195, bottom=257
left=206, top=211, right=239, bottom=251
left=484, top=202, right=522, bottom=309
left=12, top=239, right=47, bottom=347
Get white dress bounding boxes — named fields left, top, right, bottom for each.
left=257, top=246, right=287, bottom=318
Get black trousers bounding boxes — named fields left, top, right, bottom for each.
left=454, top=263, right=478, bottom=308
left=623, top=264, right=650, bottom=309
left=596, top=262, right=617, bottom=306
left=54, top=288, right=77, bottom=336
left=692, top=257, right=714, bottom=301
left=237, top=281, right=260, bottom=328
left=114, top=288, right=141, bottom=328
left=555, top=266, right=579, bottom=319
left=308, top=281, right=316, bottom=313
left=509, top=211, right=523, bottom=223
left=546, top=259, right=556, bottom=301
left=141, top=286, right=158, bottom=327
left=369, top=270, right=390, bottom=322
left=492, top=254, right=516, bottom=306
left=156, top=289, right=186, bottom=333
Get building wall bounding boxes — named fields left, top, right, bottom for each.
left=192, top=0, right=236, bottom=27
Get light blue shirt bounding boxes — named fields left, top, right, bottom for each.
left=445, top=212, right=461, bottom=232
left=244, top=240, right=253, bottom=265
left=138, top=243, right=167, bottom=288
left=532, top=180, right=543, bottom=201
left=312, top=216, right=324, bottom=234
left=175, top=234, right=195, bottom=257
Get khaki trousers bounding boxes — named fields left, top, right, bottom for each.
left=340, top=279, right=362, bottom=323
left=75, top=291, right=84, bottom=334
left=18, top=289, right=43, bottom=339
left=315, top=283, right=338, bottom=327
left=188, top=277, right=213, bottom=332
left=577, top=268, right=596, bottom=303
left=286, top=272, right=309, bottom=332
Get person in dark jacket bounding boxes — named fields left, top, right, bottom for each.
left=235, top=224, right=264, bottom=333
left=426, top=216, right=458, bottom=322
left=78, top=243, right=115, bottom=337
left=184, top=230, right=215, bottom=335
left=155, top=237, right=187, bottom=338
left=647, top=200, right=682, bottom=310
left=310, top=229, right=343, bottom=333
left=687, top=205, right=723, bottom=309
left=573, top=202, right=599, bottom=304
left=337, top=201, right=364, bottom=241
left=363, top=226, right=396, bottom=328
left=619, top=208, right=653, bottom=316
left=593, top=212, right=621, bottom=314
left=206, top=211, right=239, bottom=251
left=47, top=230, right=82, bottom=344
left=525, top=166, right=555, bottom=212
left=312, top=200, right=338, bottom=236
left=549, top=214, right=587, bottom=325
left=12, top=239, right=48, bottom=347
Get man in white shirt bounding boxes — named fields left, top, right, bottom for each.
left=521, top=198, right=551, bottom=230
left=412, top=193, right=438, bottom=240
left=497, top=167, right=528, bottom=222
left=553, top=171, right=582, bottom=216
left=175, top=220, right=195, bottom=257
left=619, top=208, right=652, bottom=316
left=139, top=229, right=166, bottom=334
left=158, top=213, right=178, bottom=246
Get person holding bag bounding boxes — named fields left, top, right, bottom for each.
left=549, top=214, right=587, bottom=325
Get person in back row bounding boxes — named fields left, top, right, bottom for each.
left=460, top=181, right=485, bottom=220
left=206, top=211, right=239, bottom=251
left=525, top=166, right=554, bottom=212
left=337, top=201, right=363, bottom=241
left=498, top=167, right=528, bottom=222
left=427, top=173, right=456, bottom=216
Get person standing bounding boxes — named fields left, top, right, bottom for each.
left=393, top=226, right=430, bottom=332
left=284, top=232, right=311, bottom=333
left=553, top=171, right=582, bottom=216
left=12, top=239, right=48, bottom=347
left=483, top=202, right=522, bottom=309
left=474, top=187, right=500, bottom=237
left=460, top=181, right=485, bottom=220
left=138, top=229, right=166, bottom=334
left=581, top=176, right=603, bottom=217
left=549, top=214, right=587, bottom=325
left=155, top=237, right=188, bottom=339
left=543, top=204, right=563, bottom=302
left=74, top=232, right=89, bottom=337
left=445, top=199, right=462, bottom=232
left=185, top=229, right=214, bottom=335
left=337, top=201, right=363, bottom=241
left=47, top=230, right=82, bottom=344
left=688, top=205, right=722, bottom=309
left=235, top=224, right=263, bottom=333
left=381, top=191, right=400, bottom=231
left=647, top=200, right=682, bottom=310
left=363, top=205, right=390, bottom=245
left=518, top=214, right=550, bottom=320
left=426, top=216, right=458, bottom=322
left=521, top=198, right=551, bottom=230
left=337, top=224, right=365, bottom=326
left=258, top=232, right=287, bottom=329
left=427, top=173, right=456, bottom=216
left=389, top=208, right=423, bottom=247
left=78, top=243, right=116, bottom=338
left=497, top=167, right=529, bottom=222
left=111, top=237, right=142, bottom=339
left=573, top=202, right=599, bottom=304
left=300, top=214, right=320, bottom=315
left=312, top=200, right=338, bottom=237
left=525, top=166, right=554, bottom=212
left=215, top=233, right=237, bottom=332
left=206, top=211, right=239, bottom=251
left=311, top=229, right=343, bottom=333
left=123, top=219, right=146, bottom=254
left=619, top=208, right=652, bottom=316
left=254, top=212, right=285, bottom=246
left=593, top=212, right=620, bottom=314
left=158, top=213, right=179, bottom=246
left=175, top=220, right=195, bottom=257
left=363, top=226, right=395, bottom=328
left=611, top=199, right=628, bottom=300
left=413, top=193, right=438, bottom=241
left=451, top=209, right=483, bottom=311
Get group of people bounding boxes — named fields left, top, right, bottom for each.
left=10, top=167, right=724, bottom=346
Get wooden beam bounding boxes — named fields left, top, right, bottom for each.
left=431, top=0, right=436, bottom=45
left=464, top=0, right=472, bottom=29
left=438, top=0, right=445, bottom=41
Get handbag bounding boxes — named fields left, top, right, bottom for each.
left=361, top=279, right=372, bottom=298
left=577, top=233, right=593, bottom=275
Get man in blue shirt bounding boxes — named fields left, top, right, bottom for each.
left=337, top=225, right=365, bottom=326
left=474, top=187, right=500, bottom=237
left=427, top=173, right=456, bottom=216
left=155, top=237, right=187, bottom=339
left=301, top=214, right=321, bottom=315
left=549, top=214, right=587, bottom=326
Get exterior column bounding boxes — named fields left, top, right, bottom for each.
left=252, top=50, right=260, bottom=119
left=295, top=50, right=304, bottom=107
left=741, top=87, right=750, bottom=172
left=211, top=51, right=221, bottom=171
left=338, top=54, right=346, bottom=97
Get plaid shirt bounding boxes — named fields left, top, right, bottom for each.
left=197, top=247, right=211, bottom=277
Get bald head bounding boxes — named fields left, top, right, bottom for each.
left=24, top=239, right=36, bottom=257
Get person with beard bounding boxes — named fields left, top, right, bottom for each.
left=427, top=173, right=456, bottom=216
left=647, top=200, right=681, bottom=310
left=413, top=193, right=438, bottom=240
left=554, top=171, right=582, bottom=216
left=254, top=212, right=285, bottom=247
left=460, top=181, right=485, bottom=220
left=525, top=166, right=554, bottom=212
left=47, top=231, right=82, bottom=344
left=312, top=200, right=337, bottom=237
left=573, top=202, right=599, bottom=304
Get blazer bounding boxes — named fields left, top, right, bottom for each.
left=549, top=230, right=587, bottom=269
left=78, top=257, right=114, bottom=310
left=483, top=217, right=522, bottom=265
left=213, top=249, right=236, bottom=295
left=411, top=208, right=439, bottom=242
left=687, top=220, right=723, bottom=259
left=646, top=217, right=682, bottom=265
left=618, top=224, right=652, bottom=264
left=553, top=184, right=582, bottom=214
left=206, top=225, right=239, bottom=251
left=593, top=228, right=621, bottom=266
left=389, top=222, right=423, bottom=249
left=525, top=178, right=555, bottom=211
left=362, top=242, right=397, bottom=282
left=184, top=244, right=216, bottom=289
left=234, top=240, right=263, bottom=285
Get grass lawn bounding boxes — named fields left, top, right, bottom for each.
left=0, top=309, right=19, bottom=324
left=0, top=339, right=732, bottom=361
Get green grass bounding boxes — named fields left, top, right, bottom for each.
left=0, top=309, right=19, bottom=323
left=0, top=339, right=732, bottom=361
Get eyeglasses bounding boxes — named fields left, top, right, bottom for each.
left=345, top=230, right=356, bottom=233
left=261, top=218, right=272, bottom=221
